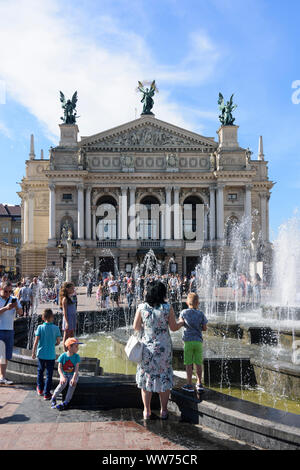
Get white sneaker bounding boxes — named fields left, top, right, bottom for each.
left=0, top=377, right=13, bottom=385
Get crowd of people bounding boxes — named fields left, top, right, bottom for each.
left=0, top=269, right=263, bottom=317
left=3, top=276, right=42, bottom=317
left=93, top=273, right=193, bottom=310
left=228, top=272, right=262, bottom=304
left=90, top=270, right=263, bottom=310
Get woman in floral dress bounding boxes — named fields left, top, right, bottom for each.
left=133, top=280, right=184, bottom=420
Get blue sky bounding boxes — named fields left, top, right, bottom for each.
left=0, top=0, right=299, bottom=239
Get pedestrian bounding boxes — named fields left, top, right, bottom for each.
left=0, top=281, right=22, bottom=385
left=86, top=279, right=93, bottom=298
left=59, top=282, right=77, bottom=351
left=108, top=275, right=119, bottom=307
left=189, top=274, right=197, bottom=293
left=13, top=281, right=22, bottom=298
left=254, top=273, right=262, bottom=304
left=31, top=308, right=61, bottom=400
left=179, top=292, right=208, bottom=393
left=29, top=277, right=40, bottom=314
left=126, top=278, right=134, bottom=310
left=133, top=280, right=184, bottom=420
left=54, top=279, right=60, bottom=305
left=96, top=282, right=102, bottom=308
left=18, top=282, right=32, bottom=317
left=102, top=279, right=109, bottom=308
left=246, top=278, right=253, bottom=303
left=139, top=275, right=145, bottom=300
left=51, top=337, right=82, bottom=411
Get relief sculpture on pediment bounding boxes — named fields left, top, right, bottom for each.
left=94, top=125, right=202, bottom=149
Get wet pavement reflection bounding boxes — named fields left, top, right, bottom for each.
left=1, top=385, right=257, bottom=450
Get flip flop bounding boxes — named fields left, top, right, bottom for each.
left=181, top=384, right=194, bottom=392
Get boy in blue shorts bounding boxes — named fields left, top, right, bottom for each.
left=32, top=308, right=61, bottom=399
left=179, top=292, right=208, bottom=392
left=51, top=337, right=81, bottom=411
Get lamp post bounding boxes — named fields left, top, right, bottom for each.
left=66, top=232, right=72, bottom=282
left=58, top=229, right=81, bottom=282
left=249, top=231, right=257, bottom=281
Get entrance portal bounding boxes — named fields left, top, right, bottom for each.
left=186, top=256, right=199, bottom=276
left=98, top=256, right=116, bottom=277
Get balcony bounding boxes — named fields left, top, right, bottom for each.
left=96, top=240, right=118, bottom=248
left=140, top=240, right=164, bottom=248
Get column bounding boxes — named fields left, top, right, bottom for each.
left=128, top=186, right=136, bottom=240
left=245, top=184, right=252, bottom=238
left=85, top=186, right=92, bottom=240
left=28, top=192, right=34, bottom=242
left=260, top=192, right=267, bottom=241
left=204, top=208, right=208, bottom=240
left=165, top=187, right=171, bottom=240
left=161, top=195, right=165, bottom=240
left=92, top=206, right=96, bottom=240
left=23, top=195, right=28, bottom=243
left=121, top=186, right=128, bottom=240
left=216, top=184, right=225, bottom=240
left=49, top=183, right=56, bottom=239
left=173, top=186, right=181, bottom=239
left=66, top=235, right=72, bottom=282
left=117, top=191, right=121, bottom=239
left=209, top=186, right=216, bottom=241
left=77, top=183, right=84, bottom=239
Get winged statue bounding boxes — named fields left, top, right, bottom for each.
left=60, top=91, right=78, bottom=124
left=218, top=92, right=237, bottom=126
left=137, top=80, right=158, bottom=115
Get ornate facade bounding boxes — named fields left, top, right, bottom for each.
left=18, top=114, right=274, bottom=280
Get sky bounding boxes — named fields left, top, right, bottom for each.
left=0, top=0, right=299, bottom=240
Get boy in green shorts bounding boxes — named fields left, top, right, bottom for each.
left=179, top=292, right=208, bottom=392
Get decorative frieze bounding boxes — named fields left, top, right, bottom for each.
left=87, top=153, right=210, bottom=171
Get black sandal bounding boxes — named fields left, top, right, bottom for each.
left=160, top=411, right=169, bottom=420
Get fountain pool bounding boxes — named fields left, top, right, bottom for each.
left=62, top=331, right=300, bottom=415
left=13, top=215, right=300, bottom=422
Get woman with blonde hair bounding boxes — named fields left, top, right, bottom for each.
left=59, top=282, right=77, bottom=351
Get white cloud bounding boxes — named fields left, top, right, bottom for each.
left=0, top=0, right=221, bottom=142
left=0, top=120, right=12, bottom=138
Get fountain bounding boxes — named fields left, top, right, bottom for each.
left=8, top=236, right=300, bottom=449
left=263, top=216, right=300, bottom=320
left=188, top=215, right=300, bottom=404
left=78, top=260, right=98, bottom=287
left=26, top=279, right=42, bottom=349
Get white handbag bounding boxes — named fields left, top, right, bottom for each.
left=125, top=332, right=144, bottom=363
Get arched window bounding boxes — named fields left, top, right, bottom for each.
left=96, top=196, right=117, bottom=240
left=139, top=195, right=160, bottom=240
left=183, top=195, right=204, bottom=241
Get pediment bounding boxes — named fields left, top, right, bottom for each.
left=80, top=116, right=217, bottom=152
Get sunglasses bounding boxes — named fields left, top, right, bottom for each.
left=2, top=289, right=12, bottom=294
